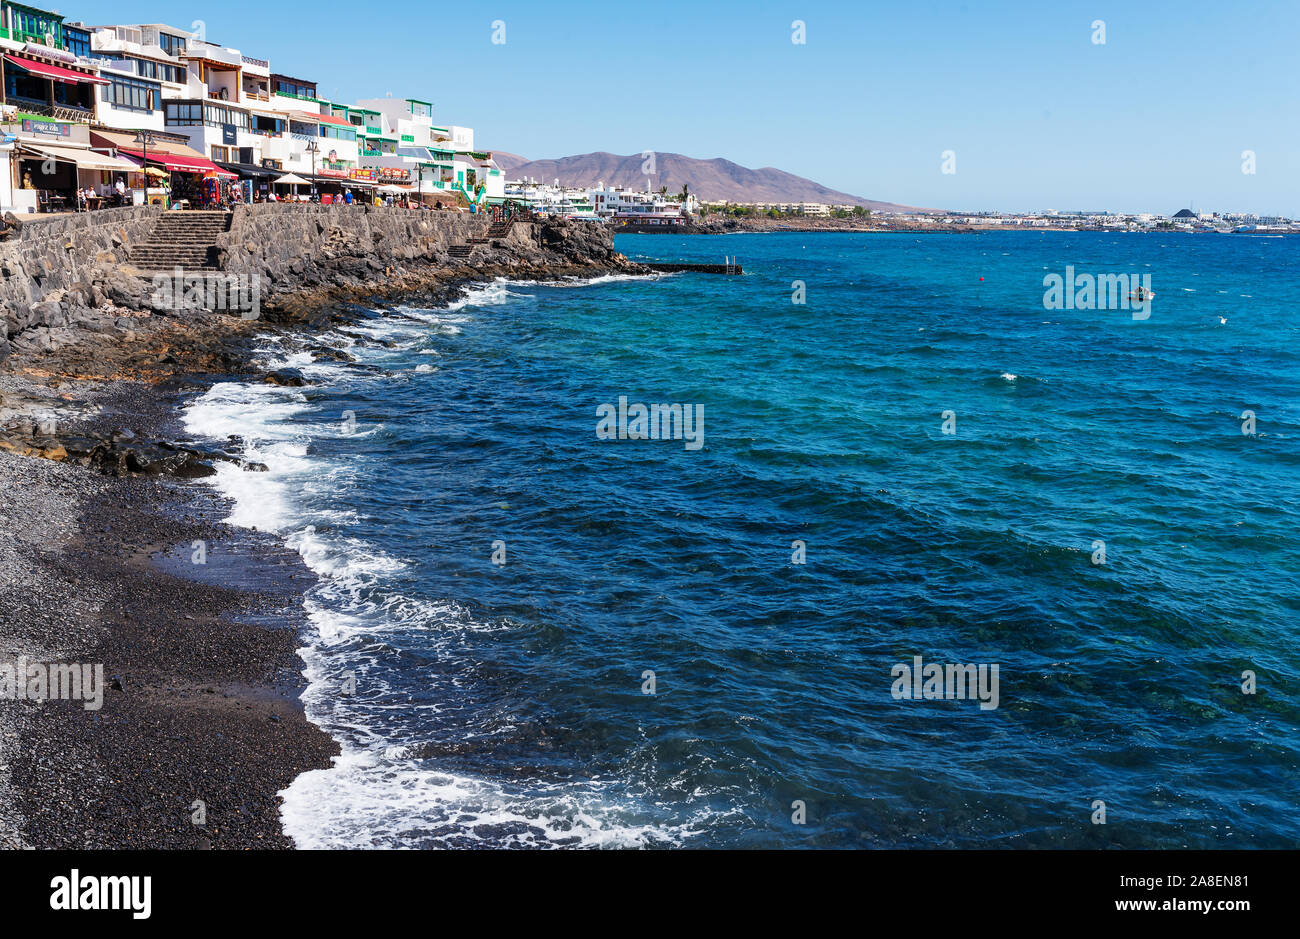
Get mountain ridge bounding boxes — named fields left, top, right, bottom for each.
left=487, top=151, right=934, bottom=213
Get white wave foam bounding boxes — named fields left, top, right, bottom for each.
left=280, top=748, right=696, bottom=849
left=444, top=280, right=528, bottom=311
left=183, top=362, right=693, bottom=849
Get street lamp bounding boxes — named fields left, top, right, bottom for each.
left=304, top=139, right=319, bottom=201
left=133, top=130, right=156, bottom=205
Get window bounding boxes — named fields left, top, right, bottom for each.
left=252, top=115, right=284, bottom=135
left=134, top=58, right=182, bottom=84
left=198, top=102, right=249, bottom=130
left=274, top=79, right=316, bottom=99
left=13, top=9, right=59, bottom=43
left=65, top=28, right=90, bottom=58
left=211, top=145, right=230, bottom=162
left=165, top=102, right=203, bottom=125
left=157, top=33, right=187, bottom=57
left=105, top=75, right=159, bottom=112
left=52, top=80, right=92, bottom=109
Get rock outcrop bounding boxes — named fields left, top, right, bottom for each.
left=0, top=206, right=162, bottom=362
left=0, top=205, right=641, bottom=368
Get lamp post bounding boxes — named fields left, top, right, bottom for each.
left=304, top=139, right=319, bottom=202
left=133, top=130, right=156, bottom=205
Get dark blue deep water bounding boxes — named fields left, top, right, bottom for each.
left=186, top=231, right=1300, bottom=848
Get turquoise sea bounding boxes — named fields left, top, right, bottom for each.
left=186, top=230, right=1300, bottom=847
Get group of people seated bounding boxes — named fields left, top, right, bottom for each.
left=74, top=179, right=134, bottom=211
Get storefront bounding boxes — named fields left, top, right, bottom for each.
left=16, top=140, right=140, bottom=211
left=214, top=160, right=278, bottom=203
left=299, top=168, right=371, bottom=204
left=2, top=114, right=140, bottom=212
left=90, top=129, right=236, bottom=208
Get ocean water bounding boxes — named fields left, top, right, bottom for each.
left=183, top=231, right=1300, bottom=848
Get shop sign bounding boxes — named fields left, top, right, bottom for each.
left=22, top=119, right=70, bottom=137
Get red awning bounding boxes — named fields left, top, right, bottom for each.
left=4, top=53, right=109, bottom=85
left=117, top=148, right=237, bottom=177
left=315, top=112, right=354, bottom=128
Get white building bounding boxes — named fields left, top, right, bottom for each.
left=353, top=96, right=502, bottom=205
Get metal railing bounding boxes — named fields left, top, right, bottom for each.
left=0, top=27, right=63, bottom=47
left=9, top=99, right=94, bottom=122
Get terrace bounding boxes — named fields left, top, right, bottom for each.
left=0, top=2, right=67, bottom=48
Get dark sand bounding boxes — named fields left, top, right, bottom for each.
left=1, top=375, right=338, bottom=850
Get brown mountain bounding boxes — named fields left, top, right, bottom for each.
left=489, top=151, right=928, bottom=213
left=489, top=151, right=532, bottom=173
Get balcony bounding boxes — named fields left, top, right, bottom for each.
left=273, top=91, right=320, bottom=105
left=0, top=28, right=64, bottom=48
left=9, top=98, right=94, bottom=123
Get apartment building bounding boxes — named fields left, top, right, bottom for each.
left=2, top=3, right=499, bottom=211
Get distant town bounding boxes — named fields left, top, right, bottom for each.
left=502, top=177, right=1298, bottom=234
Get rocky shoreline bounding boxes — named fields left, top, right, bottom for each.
left=0, top=207, right=640, bottom=848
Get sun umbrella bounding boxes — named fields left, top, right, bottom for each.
left=273, top=172, right=310, bottom=200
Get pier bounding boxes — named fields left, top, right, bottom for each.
left=642, top=256, right=743, bottom=275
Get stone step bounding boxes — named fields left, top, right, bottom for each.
left=151, top=218, right=230, bottom=226
left=148, top=229, right=228, bottom=236
left=128, top=250, right=218, bottom=264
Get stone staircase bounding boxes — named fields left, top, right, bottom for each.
left=462, top=219, right=514, bottom=253
left=467, top=220, right=514, bottom=245
left=128, top=211, right=233, bottom=273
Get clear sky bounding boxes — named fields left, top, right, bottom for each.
left=71, top=0, right=1299, bottom=215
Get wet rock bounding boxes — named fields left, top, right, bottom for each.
left=261, top=368, right=306, bottom=387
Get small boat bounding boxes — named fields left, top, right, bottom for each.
left=1130, top=286, right=1155, bottom=302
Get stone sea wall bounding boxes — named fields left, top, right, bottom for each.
left=214, top=204, right=632, bottom=296
left=216, top=204, right=492, bottom=285
left=0, top=206, right=162, bottom=359
left=0, top=204, right=635, bottom=361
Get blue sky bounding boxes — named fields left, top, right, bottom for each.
left=72, top=0, right=1299, bottom=215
